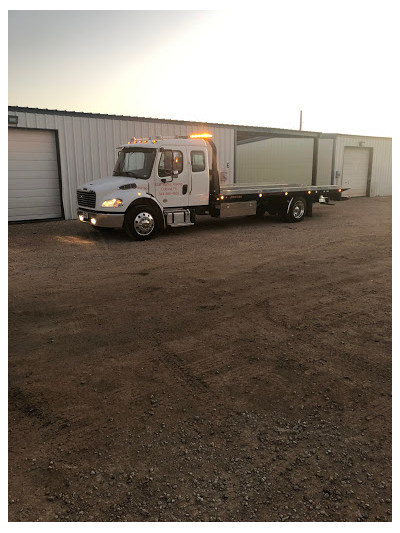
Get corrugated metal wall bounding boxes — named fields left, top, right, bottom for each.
left=316, top=138, right=333, bottom=185
left=333, top=135, right=392, bottom=196
left=10, top=110, right=235, bottom=220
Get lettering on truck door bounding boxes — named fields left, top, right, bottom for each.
left=155, top=149, right=189, bottom=207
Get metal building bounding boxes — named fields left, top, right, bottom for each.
left=236, top=133, right=392, bottom=198
left=8, top=106, right=392, bottom=222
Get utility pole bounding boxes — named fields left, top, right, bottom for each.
left=299, top=110, right=303, bottom=131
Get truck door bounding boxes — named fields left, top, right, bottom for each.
left=155, top=149, right=189, bottom=208
left=189, top=149, right=209, bottom=206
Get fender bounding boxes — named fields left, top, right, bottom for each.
left=125, top=195, right=165, bottom=228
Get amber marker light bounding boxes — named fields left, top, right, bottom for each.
left=189, top=133, right=213, bottom=139
left=220, top=195, right=225, bottom=200
left=338, top=188, right=342, bottom=192
left=259, top=193, right=263, bottom=197
left=308, top=190, right=311, bottom=194
left=285, top=192, right=288, bottom=196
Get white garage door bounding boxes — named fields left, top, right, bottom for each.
left=342, top=147, right=370, bottom=197
left=8, top=128, right=63, bottom=221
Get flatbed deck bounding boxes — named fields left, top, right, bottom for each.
left=219, top=184, right=342, bottom=196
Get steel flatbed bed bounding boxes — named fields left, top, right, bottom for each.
left=219, top=184, right=342, bottom=196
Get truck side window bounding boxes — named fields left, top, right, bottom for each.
left=159, top=150, right=183, bottom=177
left=191, top=151, right=206, bottom=172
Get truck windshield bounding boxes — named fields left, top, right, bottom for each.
left=113, top=148, right=156, bottom=179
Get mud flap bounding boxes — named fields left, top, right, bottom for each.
left=306, top=198, right=313, bottom=217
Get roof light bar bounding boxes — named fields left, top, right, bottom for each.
left=125, top=132, right=213, bottom=145
left=189, top=133, right=213, bottom=139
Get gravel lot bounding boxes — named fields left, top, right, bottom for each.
left=8, top=196, right=391, bottom=522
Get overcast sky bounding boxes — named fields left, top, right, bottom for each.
left=8, top=3, right=396, bottom=136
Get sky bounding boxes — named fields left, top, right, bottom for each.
left=7, top=2, right=397, bottom=136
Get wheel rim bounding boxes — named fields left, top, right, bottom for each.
left=133, top=212, right=155, bottom=236
left=292, top=200, right=305, bottom=219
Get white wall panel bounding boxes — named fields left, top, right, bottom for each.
left=316, top=138, right=333, bottom=185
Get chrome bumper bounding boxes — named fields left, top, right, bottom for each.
left=77, top=209, right=124, bottom=228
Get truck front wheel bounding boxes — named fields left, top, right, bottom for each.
left=123, top=205, right=159, bottom=240
left=285, top=196, right=307, bottom=223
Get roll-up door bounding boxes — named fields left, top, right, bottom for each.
left=342, top=147, right=370, bottom=197
left=8, top=128, right=63, bottom=221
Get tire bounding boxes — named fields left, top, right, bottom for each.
left=123, top=205, right=160, bottom=240
left=285, top=196, right=307, bottom=223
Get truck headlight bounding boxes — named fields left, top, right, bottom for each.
left=101, top=198, right=123, bottom=208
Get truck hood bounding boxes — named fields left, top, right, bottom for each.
left=79, top=176, right=149, bottom=193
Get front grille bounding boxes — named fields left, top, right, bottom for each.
left=77, top=190, right=96, bottom=208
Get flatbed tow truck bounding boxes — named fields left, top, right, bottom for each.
left=77, top=133, right=347, bottom=240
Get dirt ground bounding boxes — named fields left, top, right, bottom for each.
left=8, top=196, right=392, bottom=522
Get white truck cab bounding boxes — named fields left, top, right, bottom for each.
left=77, top=133, right=345, bottom=240
left=77, top=134, right=214, bottom=239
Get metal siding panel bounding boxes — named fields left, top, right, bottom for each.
left=58, top=115, right=75, bottom=219
left=316, top=139, right=333, bottom=185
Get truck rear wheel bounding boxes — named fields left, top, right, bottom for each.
left=123, top=205, right=159, bottom=240
left=285, top=196, right=307, bottom=223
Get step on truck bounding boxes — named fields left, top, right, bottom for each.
left=77, top=133, right=347, bottom=240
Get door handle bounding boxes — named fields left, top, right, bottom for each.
left=182, top=184, right=188, bottom=194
